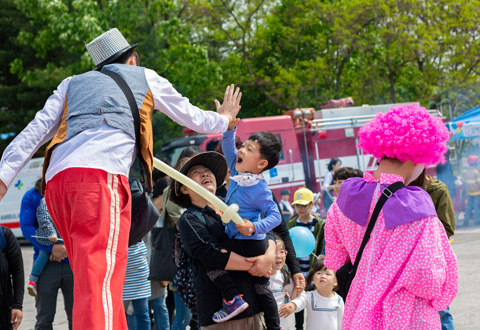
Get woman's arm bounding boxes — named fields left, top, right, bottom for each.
left=179, top=211, right=256, bottom=272
left=224, top=251, right=254, bottom=271
left=246, top=238, right=276, bottom=277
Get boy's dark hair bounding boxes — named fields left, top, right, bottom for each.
left=333, top=167, right=363, bottom=181
left=152, top=177, right=170, bottom=199
left=152, top=168, right=167, bottom=183
left=113, top=49, right=139, bottom=66
left=353, top=168, right=363, bottom=178
left=248, top=131, right=282, bottom=171
left=327, top=158, right=341, bottom=171
left=305, top=261, right=338, bottom=292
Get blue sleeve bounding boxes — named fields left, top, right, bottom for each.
left=19, top=190, right=52, bottom=253
left=252, top=185, right=282, bottom=235
left=222, top=127, right=239, bottom=176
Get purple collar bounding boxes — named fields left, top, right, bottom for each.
left=336, top=177, right=436, bottom=229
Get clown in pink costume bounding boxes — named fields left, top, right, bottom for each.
left=324, top=104, right=458, bottom=330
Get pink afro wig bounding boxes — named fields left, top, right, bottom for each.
left=357, top=104, right=450, bottom=165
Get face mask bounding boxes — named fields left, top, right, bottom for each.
left=406, top=163, right=425, bottom=185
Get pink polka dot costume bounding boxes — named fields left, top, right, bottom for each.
left=324, top=105, right=458, bottom=329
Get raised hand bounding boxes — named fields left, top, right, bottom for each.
left=214, top=84, right=242, bottom=126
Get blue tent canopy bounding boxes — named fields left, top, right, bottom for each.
left=447, top=105, right=480, bottom=140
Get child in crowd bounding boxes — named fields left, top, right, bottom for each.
left=279, top=262, right=344, bottom=330
left=279, top=189, right=294, bottom=222
left=332, top=167, right=363, bottom=197
left=286, top=187, right=326, bottom=330
left=26, top=198, right=60, bottom=296
left=269, top=234, right=299, bottom=330
left=206, top=123, right=282, bottom=326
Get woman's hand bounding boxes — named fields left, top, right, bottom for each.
left=246, top=239, right=276, bottom=277
left=246, top=253, right=273, bottom=277
left=11, top=309, right=22, bottom=330
left=278, top=302, right=296, bottom=318
left=292, top=273, right=305, bottom=296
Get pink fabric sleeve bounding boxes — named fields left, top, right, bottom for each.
left=324, top=203, right=350, bottom=271
left=398, top=216, right=458, bottom=310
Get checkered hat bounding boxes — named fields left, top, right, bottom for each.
left=86, top=28, right=138, bottom=69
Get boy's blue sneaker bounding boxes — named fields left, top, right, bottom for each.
left=212, top=294, right=249, bottom=323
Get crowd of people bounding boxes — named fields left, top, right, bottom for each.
left=0, top=27, right=464, bottom=330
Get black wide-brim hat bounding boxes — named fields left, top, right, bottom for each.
left=174, top=152, right=228, bottom=196
left=86, top=28, right=138, bottom=70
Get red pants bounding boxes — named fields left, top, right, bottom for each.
left=45, top=168, right=131, bottom=330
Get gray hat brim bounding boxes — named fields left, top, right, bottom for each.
left=95, top=43, right=138, bottom=70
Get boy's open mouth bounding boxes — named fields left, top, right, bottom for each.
left=237, top=156, right=243, bottom=164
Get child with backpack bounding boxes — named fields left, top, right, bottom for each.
left=26, top=198, right=61, bottom=296
left=279, top=261, right=344, bottom=330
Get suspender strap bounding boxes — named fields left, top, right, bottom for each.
left=101, top=69, right=144, bottom=180
left=352, top=181, right=405, bottom=271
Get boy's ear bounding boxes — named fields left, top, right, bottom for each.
left=257, top=159, right=268, bottom=171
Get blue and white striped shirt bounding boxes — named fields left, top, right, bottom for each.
left=122, top=241, right=151, bottom=300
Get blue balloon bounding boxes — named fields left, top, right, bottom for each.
left=289, top=226, right=316, bottom=258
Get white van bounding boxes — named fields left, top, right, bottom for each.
left=0, top=158, right=44, bottom=237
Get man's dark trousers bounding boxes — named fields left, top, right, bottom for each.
left=35, top=261, right=74, bottom=330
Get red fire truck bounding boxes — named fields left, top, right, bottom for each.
left=162, top=103, right=444, bottom=208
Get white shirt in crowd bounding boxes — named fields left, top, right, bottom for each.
left=269, top=271, right=295, bottom=330
left=292, top=290, right=344, bottom=330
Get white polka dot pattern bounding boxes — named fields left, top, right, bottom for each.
left=324, top=172, right=458, bottom=329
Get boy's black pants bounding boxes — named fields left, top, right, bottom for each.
left=206, top=238, right=280, bottom=330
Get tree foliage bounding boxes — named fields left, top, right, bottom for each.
left=3, top=0, right=480, bottom=154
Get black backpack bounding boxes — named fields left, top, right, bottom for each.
left=0, top=227, right=13, bottom=329
left=171, top=207, right=208, bottom=317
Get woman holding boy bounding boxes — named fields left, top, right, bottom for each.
left=170, top=152, right=277, bottom=329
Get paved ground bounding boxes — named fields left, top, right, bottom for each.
left=17, top=226, right=480, bottom=330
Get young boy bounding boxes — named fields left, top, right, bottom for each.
left=332, top=167, right=363, bottom=197
left=208, top=124, right=282, bottom=326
